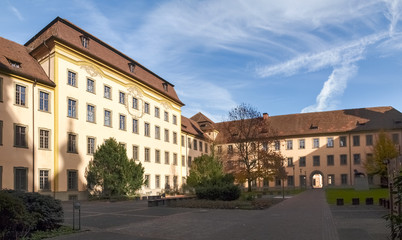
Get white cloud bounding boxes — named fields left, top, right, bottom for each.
left=9, top=6, right=24, bottom=21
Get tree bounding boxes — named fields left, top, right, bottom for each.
left=220, top=103, right=284, bottom=192
left=86, top=138, right=144, bottom=197
left=187, top=155, right=225, bottom=188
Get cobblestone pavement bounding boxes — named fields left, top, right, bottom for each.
left=54, top=190, right=388, bottom=240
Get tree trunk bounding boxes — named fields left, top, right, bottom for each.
left=247, top=179, right=252, bottom=192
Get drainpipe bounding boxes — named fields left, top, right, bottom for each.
left=32, top=79, right=37, bottom=192
left=348, top=133, right=352, bottom=186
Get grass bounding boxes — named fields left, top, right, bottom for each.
left=326, top=188, right=388, bottom=205
left=23, top=226, right=78, bottom=240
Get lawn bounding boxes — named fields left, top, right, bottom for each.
left=326, top=188, right=389, bottom=205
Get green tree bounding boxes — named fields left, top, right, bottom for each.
left=85, top=138, right=144, bottom=197
left=187, top=155, right=225, bottom=187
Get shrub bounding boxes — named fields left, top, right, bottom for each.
left=195, top=184, right=241, bottom=201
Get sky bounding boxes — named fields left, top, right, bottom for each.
left=1, top=0, right=402, bottom=122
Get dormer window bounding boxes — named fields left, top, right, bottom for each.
left=8, top=59, right=21, bottom=68
left=162, top=82, right=168, bottom=92
left=80, top=35, right=89, bottom=48
left=309, top=124, right=318, bottom=129
left=128, top=63, right=136, bottom=73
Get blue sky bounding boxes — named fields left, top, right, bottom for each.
left=2, top=0, right=402, bottom=121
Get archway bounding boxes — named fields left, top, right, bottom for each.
left=310, top=171, right=324, bottom=189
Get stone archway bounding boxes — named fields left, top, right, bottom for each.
left=310, top=171, right=324, bottom=189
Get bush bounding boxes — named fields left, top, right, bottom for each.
left=195, top=184, right=241, bottom=201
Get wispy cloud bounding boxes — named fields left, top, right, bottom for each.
left=9, top=5, right=24, bottom=21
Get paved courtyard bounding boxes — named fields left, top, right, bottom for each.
left=55, top=190, right=389, bottom=240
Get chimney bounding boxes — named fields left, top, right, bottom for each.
left=263, top=113, right=269, bottom=120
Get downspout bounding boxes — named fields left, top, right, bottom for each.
left=348, top=133, right=352, bottom=186
left=32, top=79, right=37, bottom=192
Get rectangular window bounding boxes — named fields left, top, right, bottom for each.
left=173, top=153, right=178, bottom=165
left=275, top=177, right=281, bottom=186
left=262, top=142, right=268, bottom=151
left=39, top=91, right=49, bottom=112
left=328, top=174, right=335, bottom=186
left=188, top=156, right=192, bottom=168
left=144, top=147, right=150, bottom=162
left=341, top=174, right=348, bottom=185
left=299, top=156, right=306, bottom=167
left=155, top=126, right=160, bottom=139
left=181, top=135, right=185, bottom=147
left=299, top=139, right=305, bottom=149
left=14, top=125, right=27, bottom=148
left=340, top=136, right=347, bottom=147
left=132, top=97, right=138, bottom=110
left=327, top=155, right=334, bottom=166
left=340, top=154, right=347, bottom=165
left=194, top=139, right=198, bottom=150
left=87, top=79, right=95, bottom=93
left=164, top=111, right=169, bottom=122
left=144, top=102, right=150, bottom=114
left=67, top=170, right=78, bottom=190
left=87, top=137, right=95, bottom=155
left=164, top=129, right=169, bottom=142
left=173, top=176, right=178, bottom=188
left=173, top=115, right=177, bottom=125
left=165, top=151, right=169, bottom=164
left=119, top=92, right=125, bottom=104
left=104, top=110, right=111, bottom=127
left=14, top=167, right=27, bottom=191
left=287, top=176, right=294, bottom=186
left=16, top=84, right=26, bottom=106
left=39, top=170, right=50, bottom=190
left=144, top=175, right=150, bottom=188
left=87, top=104, right=95, bottom=123
left=165, top=176, right=170, bottom=188
left=133, top=119, right=138, bottom=133
left=182, top=155, right=185, bottom=167
left=0, top=120, right=3, bottom=145
left=313, top=156, right=320, bottom=166
left=155, top=150, right=160, bottom=163
left=199, top=141, right=203, bottom=152
left=155, top=107, right=160, bottom=118
left=173, top=132, right=177, bottom=144
left=144, top=123, right=150, bottom=137
left=217, top=146, right=222, bottom=154
left=133, top=145, right=139, bottom=160
left=39, top=129, right=50, bottom=149
left=327, top=137, right=334, bottom=148
left=313, top=138, right=319, bottom=148
left=68, top=71, right=76, bottom=87
left=393, top=133, right=399, bottom=144
left=353, top=135, right=360, bottom=146
left=300, top=175, right=306, bottom=187
left=205, top=143, right=208, bottom=153
left=366, top=134, right=373, bottom=146
left=286, top=140, right=293, bottom=150
left=155, top=175, right=160, bottom=188
left=274, top=140, right=280, bottom=150
left=67, top=133, right=77, bottom=153
left=119, top=114, right=126, bottom=130
left=68, top=99, right=77, bottom=118
left=104, top=85, right=111, bottom=99
left=353, top=154, right=361, bottom=165
left=287, top=157, right=293, bottom=167
left=228, top=145, right=233, bottom=154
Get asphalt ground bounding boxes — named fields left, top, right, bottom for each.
left=53, top=189, right=389, bottom=240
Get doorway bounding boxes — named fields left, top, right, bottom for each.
left=312, top=173, right=323, bottom=188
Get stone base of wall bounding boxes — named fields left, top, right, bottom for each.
left=354, top=177, right=369, bottom=190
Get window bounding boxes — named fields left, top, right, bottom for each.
left=67, top=170, right=78, bottom=190
left=328, top=175, right=335, bottom=186
left=155, top=126, right=160, bottom=139
left=144, top=102, right=150, bottom=114
left=341, top=174, right=348, bottom=185
left=194, top=139, right=198, bottom=150
left=313, top=156, right=320, bottom=166
left=104, top=110, right=111, bottom=127
left=327, top=137, right=334, bottom=148
left=313, top=138, right=319, bottom=148
left=155, top=107, right=160, bottom=118
left=164, top=129, right=169, bottom=142
left=0, top=77, right=3, bottom=102
left=287, top=158, right=293, bottom=167
left=67, top=133, right=77, bottom=153
left=39, top=91, right=49, bottom=112
left=39, top=129, right=50, bottom=149
left=132, top=97, right=138, bottom=109
left=8, top=59, right=21, bottom=68
left=366, top=135, right=373, bottom=146
left=353, top=135, right=360, bottom=146
left=205, top=143, right=208, bottom=153
left=39, top=170, right=50, bottom=190
left=275, top=177, right=281, bottom=186
left=155, top=175, right=160, bottom=188
left=68, top=71, right=76, bottom=87
left=14, top=167, right=27, bottom=191
left=327, top=155, right=334, bottom=166
left=298, top=157, right=306, bottom=167
left=263, top=178, right=269, bottom=187
left=199, top=141, right=203, bottom=152
left=0, top=120, right=3, bottom=145
left=173, top=132, right=178, bottom=144
left=340, top=154, right=347, bottom=165
left=164, top=111, right=169, bottom=122
left=144, top=175, right=150, bottom=188
left=173, top=153, right=178, bottom=165
left=353, top=154, right=361, bottom=165
left=188, top=156, right=192, bottom=168
left=339, top=136, right=347, bottom=147
left=182, top=155, right=185, bottom=167
left=133, top=119, right=138, bottom=133
left=274, top=141, right=280, bottom=150
left=80, top=35, right=89, bottom=48
left=104, top=85, right=111, bottom=99
left=14, top=125, right=27, bottom=148
left=155, top=150, right=160, bottom=163
left=165, top=151, right=169, bottom=164
left=217, top=146, right=222, bottom=154
left=144, top=147, right=150, bottom=162
left=144, top=123, right=150, bottom=136
left=133, top=145, right=139, bottom=160
left=286, top=140, right=293, bottom=150
left=188, top=138, right=192, bottom=149
left=299, top=139, right=305, bottom=149
left=87, top=79, right=95, bottom=93
left=119, top=114, right=126, bottom=130
left=87, top=104, right=95, bottom=123
left=173, top=115, right=177, bottom=125
left=228, top=145, right=233, bottom=154
left=128, top=63, right=136, bottom=73
left=163, top=83, right=168, bottom=92
left=287, top=176, right=294, bottom=186
left=300, top=175, right=306, bottom=187
left=262, top=142, right=268, bottom=151
left=119, top=142, right=126, bottom=150
left=87, top=137, right=95, bottom=155
left=16, top=84, right=26, bottom=106
left=181, top=135, right=185, bottom=147
left=68, top=99, right=77, bottom=118
left=393, top=133, right=399, bottom=144
left=165, top=176, right=170, bottom=188
left=119, top=92, right=125, bottom=105
left=173, top=176, right=178, bottom=188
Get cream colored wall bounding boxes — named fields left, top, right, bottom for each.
left=181, top=133, right=209, bottom=177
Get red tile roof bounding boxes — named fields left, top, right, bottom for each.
left=181, top=116, right=210, bottom=140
